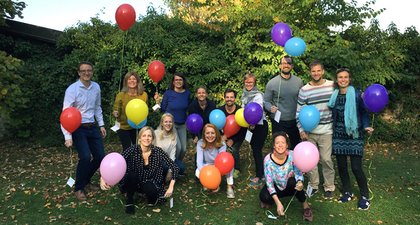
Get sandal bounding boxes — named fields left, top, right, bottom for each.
left=303, top=207, right=313, bottom=222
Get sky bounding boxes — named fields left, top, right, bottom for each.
left=12, top=0, right=418, bottom=32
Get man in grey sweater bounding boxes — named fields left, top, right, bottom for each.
left=263, top=56, right=303, bottom=149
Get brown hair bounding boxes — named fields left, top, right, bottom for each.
left=201, top=123, right=223, bottom=149
left=121, top=71, right=145, bottom=95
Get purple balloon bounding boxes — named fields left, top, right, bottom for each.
left=186, top=113, right=204, bottom=134
left=271, top=22, right=292, bottom=46
left=363, top=84, right=389, bottom=113
left=244, top=102, right=263, bottom=126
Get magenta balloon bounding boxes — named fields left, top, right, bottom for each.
left=244, top=102, right=263, bottom=125
left=186, top=113, right=204, bottom=134
left=100, top=152, right=127, bottom=186
left=363, top=84, right=389, bottom=113
left=271, top=22, right=292, bottom=47
left=293, top=141, right=319, bottom=173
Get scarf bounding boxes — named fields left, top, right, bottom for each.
left=242, top=86, right=261, bottom=105
left=328, top=86, right=359, bottom=138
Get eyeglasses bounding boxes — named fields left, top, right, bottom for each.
left=79, top=70, right=93, bottom=73
left=281, top=62, right=292, bottom=65
left=174, top=78, right=183, bottom=81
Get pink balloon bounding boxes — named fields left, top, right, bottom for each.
left=100, top=152, right=127, bottom=186
left=293, top=141, right=319, bottom=173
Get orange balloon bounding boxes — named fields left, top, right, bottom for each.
left=148, top=60, right=165, bottom=83
left=199, top=165, right=221, bottom=189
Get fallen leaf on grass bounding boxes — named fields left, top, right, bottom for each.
left=184, top=220, right=191, bottom=225
left=152, top=208, right=161, bottom=213
left=377, top=220, right=383, bottom=224
left=104, top=216, right=112, bottom=221
left=256, top=222, right=263, bottom=225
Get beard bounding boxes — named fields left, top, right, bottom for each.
left=282, top=69, right=291, bottom=75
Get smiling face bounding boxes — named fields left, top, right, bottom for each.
left=336, top=71, right=351, bottom=89
left=224, top=91, right=236, bottom=107
left=273, top=135, right=288, bottom=155
left=162, top=115, right=173, bottom=132
left=127, top=75, right=138, bottom=89
left=173, top=75, right=184, bottom=90
left=196, top=87, right=207, bottom=101
left=280, top=57, right=293, bottom=75
left=78, top=64, right=93, bottom=83
left=244, top=77, right=256, bottom=91
left=310, top=64, right=324, bottom=83
left=139, top=128, right=154, bottom=148
left=204, top=126, right=217, bottom=144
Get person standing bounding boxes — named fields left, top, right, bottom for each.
left=241, top=73, right=268, bottom=187
left=188, top=86, right=216, bottom=143
left=113, top=71, right=148, bottom=151
left=154, top=72, right=191, bottom=164
left=296, top=60, right=335, bottom=198
left=328, top=68, right=373, bottom=210
left=62, top=61, right=106, bottom=201
left=264, top=56, right=303, bottom=149
left=218, top=88, right=246, bottom=176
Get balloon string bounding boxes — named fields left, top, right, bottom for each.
left=69, top=147, right=73, bottom=178
left=366, top=114, right=375, bottom=145
left=283, top=190, right=296, bottom=214
left=367, top=160, right=374, bottom=201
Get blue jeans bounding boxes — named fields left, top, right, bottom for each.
left=175, top=123, right=187, bottom=161
left=72, top=126, right=105, bottom=192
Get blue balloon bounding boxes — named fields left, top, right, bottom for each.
left=284, top=37, right=306, bottom=57
left=209, top=109, right=226, bottom=130
left=128, top=118, right=147, bottom=129
left=298, top=105, right=320, bottom=132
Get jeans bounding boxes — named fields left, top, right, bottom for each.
left=175, top=123, right=187, bottom=161
left=250, top=120, right=268, bottom=178
left=117, top=129, right=137, bottom=151
left=336, top=155, right=369, bottom=198
left=72, top=126, right=105, bottom=192
left=231, top=139, right=244, bottom=171
left=271, top=119, right=301, bottom=150
left=307, top=133, right=335, bottom=192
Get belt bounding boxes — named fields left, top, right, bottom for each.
left=81, top=123, right=97, bottom=128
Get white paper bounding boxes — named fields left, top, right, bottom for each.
left=274, top=110, right=281, bottom=123
left=306, top=185, right=313, bottom=198
left=66, top=177, right=75, bottom=187
left=110, top=121, right=120, bottom=132
left=245, top=130, right=253, bottom=143
left=170, top=198, right=173, bottom=208
left=152, top=104, right=161, bottom=111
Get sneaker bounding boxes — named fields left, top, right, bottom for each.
left=303, top=208, right=313, bottom=222
left=226, top=188, right=235, bottom=199
left=324, top=191, right=334, bottom=199
left=358, top=196, right=370, bottom=210
left=74, top=190, right=87, bottom=201
left=248, top=177, right=263, bottom=188
left=338, top=192, right=354, bottom=203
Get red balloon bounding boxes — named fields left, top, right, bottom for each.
left=223, top=115, right=240, bottom=138
left=214, top=152, right=234, bottom=175
left=60, top=107, right=82, bottom=133
left=115, top=4, right=136, bottom=31
left=199, top=165, right=221, bottom=189
left=147, top=60, right=165, bottom=83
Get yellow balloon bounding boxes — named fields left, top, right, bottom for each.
left=125, top=99, right=148, bottom=125
left=235, top=108, right=249, bottom=128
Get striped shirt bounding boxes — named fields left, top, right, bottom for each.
left=296, top=80, right=334, bottom=134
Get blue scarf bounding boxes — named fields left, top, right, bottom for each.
left=328, top=86, right=359, bottom=138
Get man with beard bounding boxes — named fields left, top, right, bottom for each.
left=264, top=56, right=303, bottom=149
left=296, top=60, right=335, bottom=198
left=218, top=88, right=246, bottom=176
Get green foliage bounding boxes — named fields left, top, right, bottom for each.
left=0, top=0, right=26, bottom=25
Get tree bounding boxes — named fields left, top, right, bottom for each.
left=0, top=0, right=26, bottom=25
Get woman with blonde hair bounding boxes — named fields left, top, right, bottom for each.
left=195, top=124, right=235, bottom=198
left=113, top=71, right=148, bottom=151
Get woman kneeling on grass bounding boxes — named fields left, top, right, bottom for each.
left=100, top=126, right=178, bottom=214
left=259, top=132, right=313, bottom=221
left=195, top=123, right=235, bottom=199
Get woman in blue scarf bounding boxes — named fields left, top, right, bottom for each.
left=328, top=68, right=374, bottom=210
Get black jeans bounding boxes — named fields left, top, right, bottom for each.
left=117, top=129, right=138, bottom=151
left=271, top=119, right=301, bottom=150
left=123, top=172, right=159, bottom=205
left=259, top=177, right=306, bottom=204
left=250, top=120, right=268, bottom=178
left=336, top=155, right=369, bottom=198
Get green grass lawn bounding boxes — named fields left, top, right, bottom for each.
left=0, top=141, right=418, bottom=224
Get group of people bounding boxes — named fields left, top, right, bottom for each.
left=61, top=57, right=374, bottom=220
